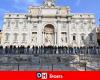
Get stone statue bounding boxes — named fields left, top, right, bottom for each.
left=44, top=0, right=55, bottom=7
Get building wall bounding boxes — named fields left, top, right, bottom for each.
left=96, top=27, right=100, bottom=45
left=0, top=31, right=2, bottom=44
left=1, top=4, right=98, bottom=47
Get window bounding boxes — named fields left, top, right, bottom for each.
left=7, top=22, right=10, bottom=27
left=32, top=32, right=37, bottom=43
left=23, top=20, right=27, bottom=28
left=5, top=33, right=10, bottom=41
left=62, top=23, right=66, bottom=28
left=22, top=33, right=27, bottom=42
left=61, top=32, right=67, bottom=43
left=76, top=22, right=79, bottom=25
left=72, top=23, right=76, bottom=30
left=72, top=33, right=76, bottom=41
left=14, top=33, right=18, bottom=41
left=6, top=20, right=10, bottom=27
left=12, top=22, right=15, bottom=24
left=81, top=35, right=84, bottom=40
left=89, top=33, right=93, bottom=41
left=19, top=22, right=23, bottom=24
left=79, top=21, right=83, bottom=29
left=88, top=26, right=92, bottom=31
left=81, top=34, right=85, bottom=41
left=73, top=35, right=76, bottom=41
left=15, top=20, right=18, bottom=27
left=65, top=37, right=67, bottom=43
left=33, top=23, right=37, bottom=28
left=90, top=35, right=93, bottom=41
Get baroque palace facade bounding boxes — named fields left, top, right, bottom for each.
left=1, top=0, right=98, bottom=47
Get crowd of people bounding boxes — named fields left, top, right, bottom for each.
left=0, top=45, right=99, bottom=55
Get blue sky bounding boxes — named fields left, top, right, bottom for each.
left=0, top=0, right=100, bottom=29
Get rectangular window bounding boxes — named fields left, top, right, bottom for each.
left=15, top=20, right=18, bottom=27
left=81, top=36, right=84, bottom=40
left=23, top=20, right=27, bottom=28
left=63, top=23, right=66, bottom=28
left=32, top=32, right=37, bottom=43
left=5, top=33, right=10, bottom=41
left=73, top=36, right=76, bottom=40
left=33, top=23, right=37, bottom=28
left=65, top=37, right=67, bottom=43
left=61, top=32, right=67, bottom=43
left=22, top=33, right=27, bottom=41
left=14, top=33, right=18, bottom=41
left=90, top=35, right=93, bottom=41
left=89, top=33, right=93, bottom=41
left=12, top=22, right=15, bottom=24
left=19, top=22, right=23, bottom=24
left=8, top=22, right=10, bottom=27
left=6, top=19, right=10, bottom=27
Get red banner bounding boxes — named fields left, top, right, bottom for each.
left=0, top=71, right=100, bottom=80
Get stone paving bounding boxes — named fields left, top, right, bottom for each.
left=0, top=64, right=77, bottom=71
left=0, top=54, right=99, bottom=71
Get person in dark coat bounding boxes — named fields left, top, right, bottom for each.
left=42, top=46, right=44, bottom=54
left=32, top=45, right=34, bottom=54
left=27, top=46, right=30, bottom=54
left=65, top=46, right=68, bottom=54
left=13, top=46, right=17, bottom=54
left=5, top=46, right=9, bottom=54
left=36, top=46, right=38, bottom=54
left=18, top=46, right=20, bottom=54
left=44, top=46, right=46, bottom=54
left=58, top=46, right=60, bottom=54
left=0, top=46, right=3, bottom=54
left=20, top=45, right=22, bottom=54
left=9, top=45, right=13, bottom=54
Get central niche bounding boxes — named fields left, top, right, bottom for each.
left=44, top=24, right=55, bottom=46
